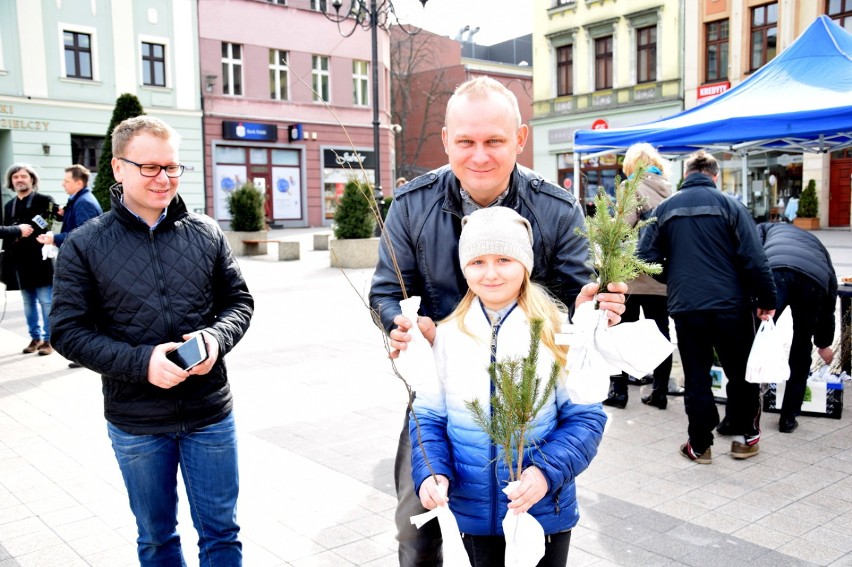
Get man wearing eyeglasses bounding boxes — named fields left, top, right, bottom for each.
left=51, top=116, right=254, bottom=566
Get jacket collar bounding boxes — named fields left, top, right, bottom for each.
left=109, top=183, right=188, bottom=230
left=442, top=165, right=522, bottom=217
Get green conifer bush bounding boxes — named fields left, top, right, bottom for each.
left=228, top=182, right=266, bottom=232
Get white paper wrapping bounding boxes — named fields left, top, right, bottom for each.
left=395, top=296, right=440, bottom=390
left=409, top=484, right=472, bottom=567
left=561, top=302, right=675, bottom=404
left=501, top=481, right=545, bottom=567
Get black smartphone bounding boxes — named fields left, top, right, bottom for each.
left=166, top=334, right=209, bottom=371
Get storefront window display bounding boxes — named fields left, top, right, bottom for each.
left=214, top=144, right=303, bottom=222
left=557, top=152, right=624, bottom=216
left=717, top=151, right=802, bottom=221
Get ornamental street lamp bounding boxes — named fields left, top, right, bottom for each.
left=324, top=0, right=428, bottom=200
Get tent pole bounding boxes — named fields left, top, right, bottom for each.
left=573, top=152, right=581, bottom=203
left=741, top=153, right=749, bottom=208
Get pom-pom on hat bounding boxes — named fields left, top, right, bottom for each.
left=459, top=207, right=534, bottom=273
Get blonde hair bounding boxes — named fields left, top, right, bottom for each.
left=440, top=276, right=569, bottom=368
left=112, top=116, right=180, bottom=157
left=445, top=76, right=521, bottom=129
left=623, top=143, right=669, bottom=177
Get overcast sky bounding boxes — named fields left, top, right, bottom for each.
left=391, top=0, right=533, bottom=45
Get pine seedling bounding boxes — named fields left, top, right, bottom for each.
left=465, top=319, right=561, bottom=482
left=575, top=163, right=662, bottom=293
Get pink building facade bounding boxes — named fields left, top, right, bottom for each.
left=199, top=0, right=396, bottom=228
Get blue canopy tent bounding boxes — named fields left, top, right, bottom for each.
left=571, top=15, right=852, bottom=204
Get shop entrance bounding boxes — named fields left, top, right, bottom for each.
left=829, top=157, right=851, bottom=227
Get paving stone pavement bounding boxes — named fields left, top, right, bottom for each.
left=1, top=227, right=851, bottom=566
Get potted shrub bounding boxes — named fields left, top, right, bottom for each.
left=793, top=179, right=820, bottom=230
left=225, top=181, right=268, bottom=255
left=329, top=179, right=380, bottom=268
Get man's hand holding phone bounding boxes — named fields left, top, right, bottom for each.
left=147, top=331, right=219, bottom=389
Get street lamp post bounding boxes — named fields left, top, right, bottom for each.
left=325, top=0, right=427, bottom=200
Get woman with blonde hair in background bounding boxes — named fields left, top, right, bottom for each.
left=603, top=143, right=675, bottom=409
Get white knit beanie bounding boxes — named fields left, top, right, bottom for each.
left=459, top=207, right=534, bottom=273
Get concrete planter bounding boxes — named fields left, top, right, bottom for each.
left=225, top=230, right=269, bottom=256
left=793, top=217, right=820, bottom=231
left=329, top=237, right=379, bottom=269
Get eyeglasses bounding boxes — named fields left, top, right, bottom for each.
left=118, top=157, right=185, bottom=178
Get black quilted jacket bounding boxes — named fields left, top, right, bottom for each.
left=51, top=185, right=254, bottom=434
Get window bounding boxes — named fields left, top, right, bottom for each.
left=352, top=60, right=369, bottom=106
left=556, top=45, right=573, bottom=96
left=267, top=0, right=286, bottom=4
left=312, top=55, right=329, bottom=102
left=64, top=30, right=92, bottom=79
left=705, top=20, right=729, bottom=81
left=269, top=49, right=288, bottom=100
left=636, top=25, right=656, bottom=83
left=750, top=3, right=778, bottom=71
left=312, top=0, right=327, bottom=10
left=222, top=43, right=243, bottom=96
left=70, top=135, right=103, bottom=172
left=827, top=0, right=852, bottom=31
left=594, top=36, right=613, bottom=90
left=141, top=42, right=166, bottom=87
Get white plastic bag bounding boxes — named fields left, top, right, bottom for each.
left=501, top=481, right=545, bottom=567
left=409, top=484, right=472, bottom=567
left=561, top=302, right=674, bottom=404
left=394, top=296, right=439, bottom=390
left=745, top=319, right=790, bottom=384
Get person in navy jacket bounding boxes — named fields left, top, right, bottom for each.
left=36, top=164, right=102, bottom=248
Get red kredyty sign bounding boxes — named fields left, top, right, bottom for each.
left=591, top=118, right=609, bottom=130
left=697, top=81, right=730, bottom=104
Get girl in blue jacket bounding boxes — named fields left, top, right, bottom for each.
left=410, top=206, right=607, bottom=566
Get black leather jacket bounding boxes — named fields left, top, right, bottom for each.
left=51, top=185, right=254, bottom=434
left=369, top=165, right=590, bottom=332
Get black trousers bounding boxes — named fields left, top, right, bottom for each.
left=674, top=310, right=760, bottom=453
left=394, top=407, right=443, bottom=566
left=773, top=269, right=827, bottom=419
left=611, top=294, right=673, bottom=396
left=462, top=530, right=571, bottom=567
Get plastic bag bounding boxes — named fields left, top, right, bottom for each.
left=395, top=296, right=439, bottom=390
left=501, top=481, right=545, bottom=567
left=561, top=302, right=674, bottom=404
left=745, top=319, right=790, bottom=384
left=409, top=484, right=472, bottom=567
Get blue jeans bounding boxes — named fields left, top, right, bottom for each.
left=21, top=286, right=52, bottom=342
left=107, top=413, right=242, bottom=566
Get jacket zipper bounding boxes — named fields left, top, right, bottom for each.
left=482, top=301, right=518, bottom=535
left=147, top=230, right=185, bottom=432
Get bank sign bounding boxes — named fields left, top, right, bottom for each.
left=222, top=121, right=278, bottom=142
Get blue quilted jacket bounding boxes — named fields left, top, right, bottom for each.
left=410, top=299, right=607, bottom=536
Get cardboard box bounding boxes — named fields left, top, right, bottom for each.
left=710, top=365, right=728, bottom=403
left=763, top=377, right=843, bottom=419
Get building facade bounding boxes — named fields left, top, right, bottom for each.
left=199, top=0, right=396, bottom=228
left=391, top=28, right=534, bottom=181
left=0, top=0, right=203, bottom=214
left=684, top=0, right=851, bottom=227
left=531, top=0, right=685, bottom=211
